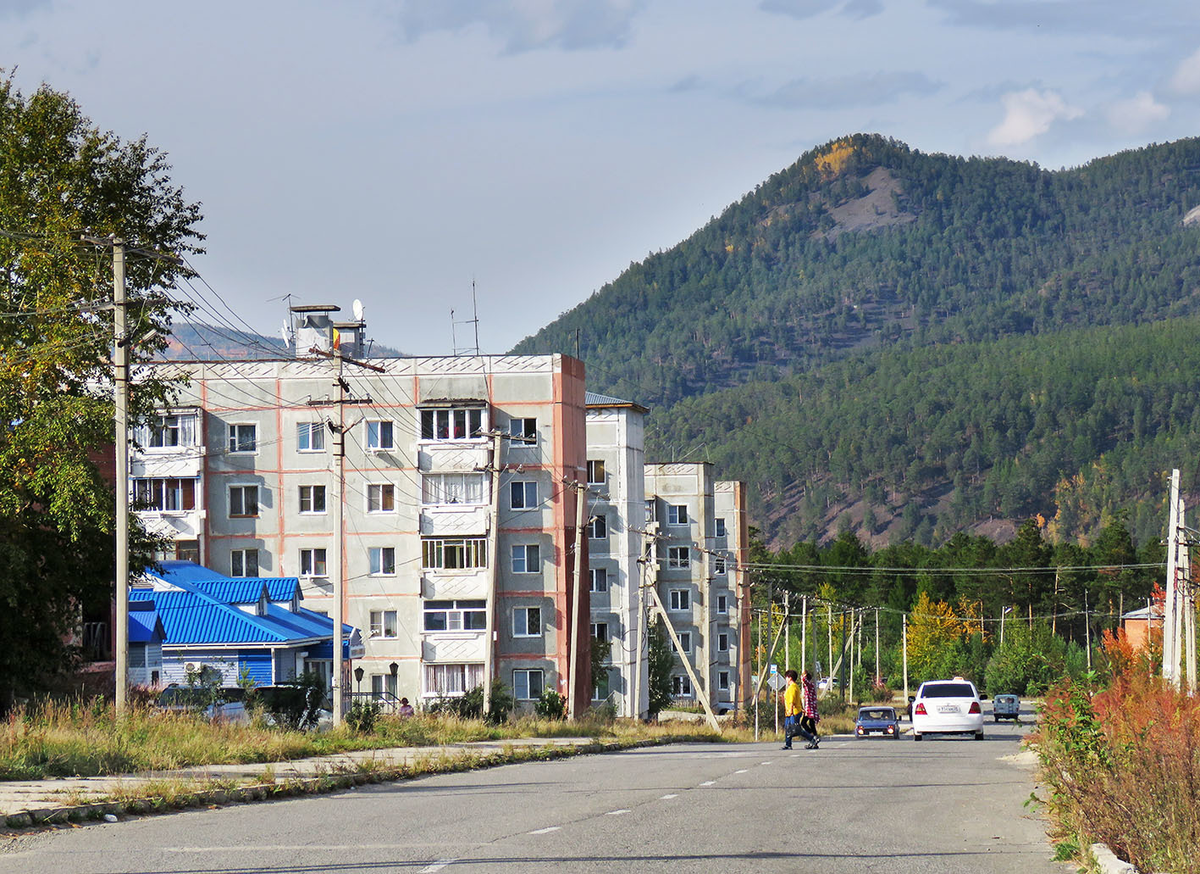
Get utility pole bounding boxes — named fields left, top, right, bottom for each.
left=1084, top=589, right=1091, bottom=671
left=902, top=614, right=908, bottom=708
left=567, top=478, right=587, bottom=720
left=112, top=238, right=129, bottom=714
left=646, top=584, right=719, bottom=731
left=801, top=595, right=807, bottom=676
left=1164, top=469, right=1180, bottom=686
left=484, top=430, right=503, bottom=711
left=874, top=607, right=880, bottom=685
left=331, top=350, right=345, bottom=725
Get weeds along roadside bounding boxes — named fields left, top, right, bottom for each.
left=0, top=700, right=746, bottom=782
left=1032, top=630, right=1200, bottom=874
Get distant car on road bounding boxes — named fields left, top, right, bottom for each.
left=992, top=693, right=1020, bottom=722
left=817, top=677, right=840, bottom=692
left=855, top=705, right=901, bottom=739
left=911, top=678, right=985, bottom=741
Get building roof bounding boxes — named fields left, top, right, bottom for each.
left=585, top=390, right=649, bottom=413
left=150, top=561, right=300, bottom=603
left=128, top=602, right=167, bottom=644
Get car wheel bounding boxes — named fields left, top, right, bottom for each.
left=994, top=716, right=999, bottom=723
left=975, top=731, right=985, bottom=740
left=913, top=732, right=922, bottom=741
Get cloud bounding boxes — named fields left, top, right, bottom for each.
left=1169, top=46, right=1200, bottom=95
left=752, top=71, right=941, bottom=110
left=1106, top=90, right=1169, bottom=134
left=987, top=89, right=1082, bottom=147
left=0, top=0, right=51, bottom=19
left=928, top=0, right=1181, bottom=40
left=392, top=0, right=646, bottom=53
left=759, top=0, right=882, bottom=20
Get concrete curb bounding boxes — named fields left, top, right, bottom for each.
left=1090, top=843, right=1139, bottom=874
left=1, top=736, right=670, bottom=831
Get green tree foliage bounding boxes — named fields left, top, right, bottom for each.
left=646, top=616, right=674, bottom=716
left=0, top=75, right=203, bottom=707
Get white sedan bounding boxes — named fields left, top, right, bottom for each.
left=911, top=678, right=985, bottom=740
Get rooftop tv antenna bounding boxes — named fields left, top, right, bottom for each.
left=451, top=280, right=482, bottom=356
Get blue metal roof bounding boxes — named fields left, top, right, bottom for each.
left=187, top=578, right=301, bottom=604
left=585, top=390, right=649, bottom=412
left=128, top=602, right=166, bottom=644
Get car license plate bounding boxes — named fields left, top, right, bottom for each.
left=937, top=704, right=959, bottom=714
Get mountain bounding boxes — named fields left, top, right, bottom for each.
left=161, top=322, right=405, bottom=361
left=511, top=134, right=1200, bottom=548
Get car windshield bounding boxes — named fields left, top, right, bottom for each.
left=921, top=683, right=975, bottom=698
left=859, top=708, right=895, bottom=720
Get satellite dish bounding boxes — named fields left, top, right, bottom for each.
left=352, top=299, right=364, bottom=322
left=280, top=323, right=291, bottom=348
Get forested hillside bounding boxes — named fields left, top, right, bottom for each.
left=511, top=134, right=1200, bottom=547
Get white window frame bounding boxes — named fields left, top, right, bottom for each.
left=718, top=670, right=730, bottom=692
left=299, top=547, right=328, bottom=578
left=588, top=514, right=607, bottom=540
left=669, top=589, right=691, bottom=612
left=422, top=538, right=488, bottom=571
left=229, top=484, right=260, bottom=518
left=667, top=504, right=688, bottom=525
left=227, top=422, right=258, bottom=454
left=367, top=483, right=396, bottom=513
left=231, top=548, right=259, bottom=578
left=717, top=594, right=729, bottom=615
left=513, top=606, right=543, bottom=637
left=421, top=407, right=487, bottom=441
left=591, top=621, right=609, bottom=644
left=422, top=472, right=487, bottom=506
left=299, top=484, right=326, bottom=515
left=717, top=632, right=729, bottom=652
left=672, top=675, right=693, bottom=696
left=297, top=421, right=326, bottom=452
left=370, top=609, right=398, bottom=639
left=712, top=554, right=727, bottom=575
left=672, top=631, right=692, bottom=653
left=140, top=412, right=197, bottom=450
left=508, top=417, right=537, bottom=446
left=667, top=546, right=690, bottom=569
left=511, top=544, right=541, bottom=574
left=586, top=459, right=605, bottom=485
left=369, top=546, right=396, bottom=576
left=134, top=477, right=197, bottom=512
left=423, top=599, right=487, bottom=632
left=424, top=663, right=485, bottom=698
left=645, top=500, right=657, bottom=523
left=715, top=517, right=727, bottom=537
left=365, top=419, right=395, bottom=451
left=589, top=567, right=608, bottom=593
left=510, top=480, right=538, bottom=510
left=513, top=668, right=544, bottom=701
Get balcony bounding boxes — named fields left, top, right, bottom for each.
left=417, top=442, right=490, bottom=473
left=131, top=448, right=204, bottom=479
left=422, top=633, right=487, bottom=663
left=420, top=504, right=489, bottom=537
left=421, top=571, right=489, bottom=601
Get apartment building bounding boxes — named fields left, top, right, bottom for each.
left=644, top=463, right=748, bottom=712
left=584, top=392, right=649, bottom=718
left=131, top=311, right=590, bottom=714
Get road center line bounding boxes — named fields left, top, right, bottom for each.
left=606, top=809, right=631, bottom=815
left=699, top=780, right=716, bottom=786
left=660, top=793, right=678, bottom=799
left=421, top=860, right=457, bottom=873
left=760, top=761, right=772, bottom=765
left=734, top=769, right=749, bottom=774
left=528, top=826, right=561, bottom=835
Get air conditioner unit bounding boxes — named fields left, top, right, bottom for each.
left=185, top=662, right=199, bottom=674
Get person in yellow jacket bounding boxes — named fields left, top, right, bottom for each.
left=781, top=669, right=802, bottom=749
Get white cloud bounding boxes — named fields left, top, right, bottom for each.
left=987, top=89, right=1082, bottom=147
left=1107, top=90, right=1170, bottom=134
left=1169, top=46, right=1200, bottom=95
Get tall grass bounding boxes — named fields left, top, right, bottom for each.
left=1, top=699, right=743, bottom=781
left=1033, top=631, right=1200, bottom=874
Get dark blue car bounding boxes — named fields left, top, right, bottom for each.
left=855, top=705, right=901, bottom=739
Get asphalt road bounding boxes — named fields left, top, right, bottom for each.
left=1, top=717, right=1066, bottom=874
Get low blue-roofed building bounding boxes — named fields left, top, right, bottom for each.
left=131, top=561, right=362, bottom=698
left=127, top=601, right=166, bottom=688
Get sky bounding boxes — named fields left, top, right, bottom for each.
left=3, top=0, right=1200, bottom=356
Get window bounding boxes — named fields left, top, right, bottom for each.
left=422, top=472, right=486, bottom=505
left=513, top=606, right=542, bottom=637
left=672, top=675, right=693, bottom=696
left=587, top=459, right=605, bottom=485
left=371, top=673, right=398, bottom=700
left=645, top=500, right=657, bottom=523
left=422, top=538, right=488, bottom=570
left=229, top=485, right=259, bottom=518
left=718, top=670, right=730, bottom=692
left=717, top=594, right=729, bottom=614
left=510, top=481, right=537, bottom=510
left=300, top=547, right=328, bottom=578
left=717, top=633, right=729, bottom=652
left=421, top=407, right=486, bottom=441
left=366, top=420, right=394, bottom=451
left=175, top=540, right=200, bottom=563
left=669, top=589, right=691, bottom=611
left=591, top=622, right=609, bottom=643
left=369, top=546, right=396, bottom=576
left=589, top=568, right=608, bottom=593
left=511, top=544, right=541, bottom=574
left=672, top=631, right=692, bottom=653
left=228, top=423, right=257, bottom=453
left=712, top=555, right=727, bottom=575
left=715, top=517, right=727, bottom=537
left=423, top=599, right=486, bottom=631
left=133, top=478, right=196, bottom=512
left=588, top=515, right=607, bottom=540
left=299, top=485, right=326, bottom=514
left=297, top=422, right=325, bottom=452
left=508, top=417, right=537, bottom=445
left=367, top=483, right=396, bottom=513
left=139, top=413, right=196, bottom=449
left=513, top=668, right=544, bottom=700
left=370, top=610, right=398, bottom=639
left=592, top=669, right=610, bottom=701
left=425, top=663, right=484, bottom=697
left=667, top=547, right=690, bottom=569
left=668, top=504, right=688, bottom=525
left=231, top=548, right=259, bottom=578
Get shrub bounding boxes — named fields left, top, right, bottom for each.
left=534, top=690, right=566, bottom=720
left=345, top=700, right=380, bottom=733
